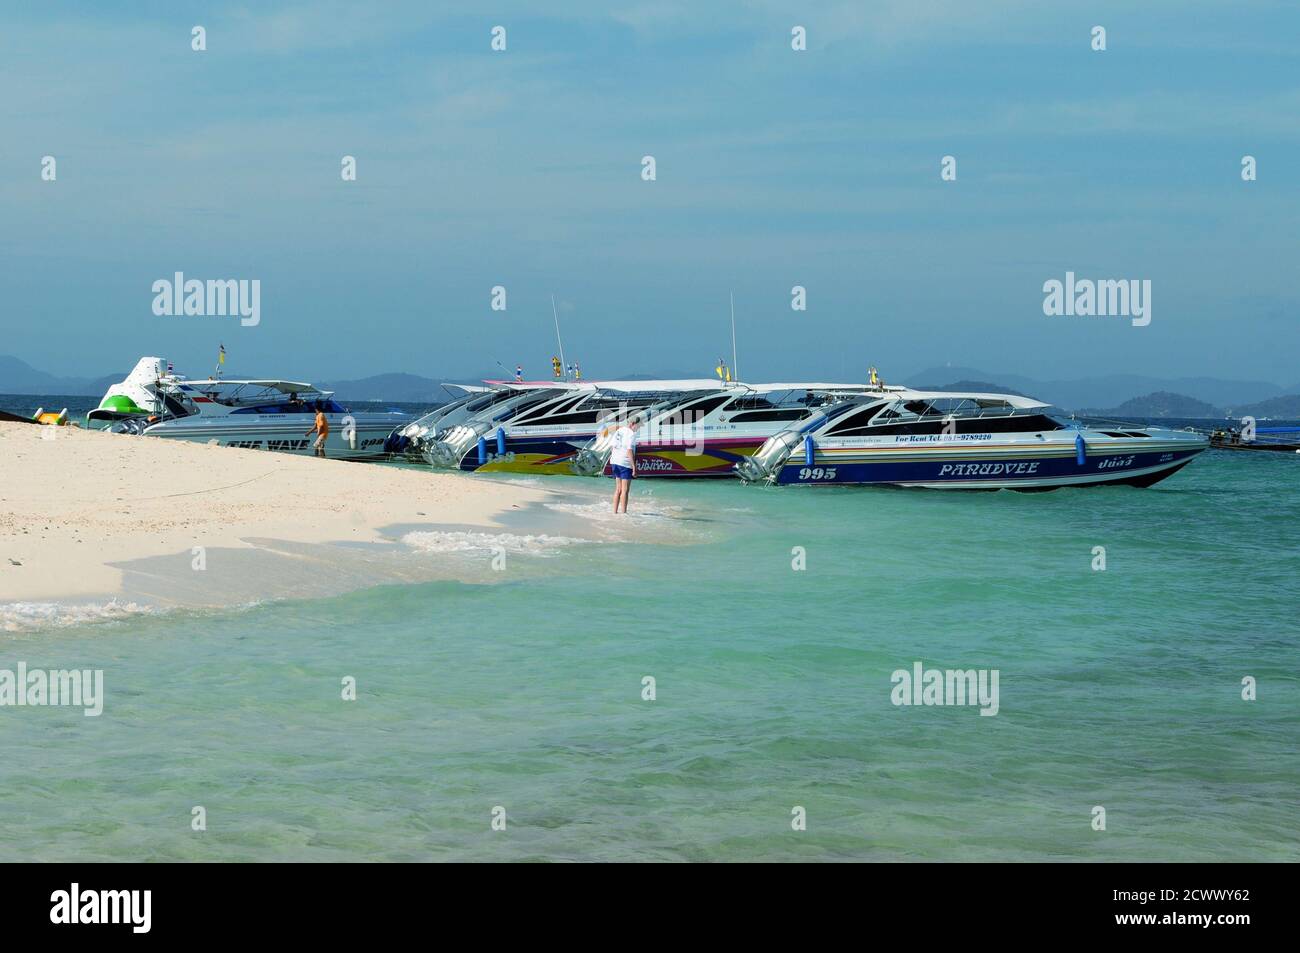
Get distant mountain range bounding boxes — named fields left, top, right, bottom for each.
left=913, top=380, right=1034, bottom=399
left=3, top=355, right=1298, bottom=418
left=0, top=356, right=123, bottom=396
left=904, top=365, right=1299, bottom=411
left=316, top=373, right=473, bottom=404
left=916, top=378, right=1300, bottom=419
left=0, top=356, right=468, bottom=405
left=1080, top=392, right=1300, bottom=419
left=1082, top=391, right=1222, bottom=418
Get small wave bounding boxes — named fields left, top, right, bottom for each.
left=483, top=476, right=549, bottom=489
left=544, top=501, right=686, bottom=523
left=400, top=530, right=589, bottom=556
left=1, top=599, right=158, bottom=633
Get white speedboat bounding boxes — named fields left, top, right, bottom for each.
left=87, top=357, right=411, bottom=461
left=426, top=379, right=728, bottom=475
left=570, top=382, right=870, bottom=477
left=386, top=381, right=572, bottom=463
left=736, top=386, right=1209, bottom=489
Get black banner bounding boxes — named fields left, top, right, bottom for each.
left=1, top=862, right=1279, bottom=940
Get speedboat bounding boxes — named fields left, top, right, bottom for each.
left=426, top=379, right=727, bottom=475
left=87, top=357, right=411, bottom=461
left=570, top=383, right=870, bottom=477
left=735, top=386, right=1209, bottom=489
left=387, top=381, right=574, bottom=463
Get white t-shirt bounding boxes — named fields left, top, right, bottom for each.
left=609, top=426, right=637, bottom=468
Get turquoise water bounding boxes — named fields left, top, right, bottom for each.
left=2, top=449, right=1297, bottom=861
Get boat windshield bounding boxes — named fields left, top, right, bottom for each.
left=725, top=390, right=838, bottom=423
left=465, top=389, right=533, bottom=414
left=650, top=389, right=842, bottom=427
left=512, top=392, right=659, bottom=427
left=825, top=397, right=1064, bottom=437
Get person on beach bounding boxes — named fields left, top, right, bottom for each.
left=608, top=417, right=639, bottom=514
left=306, top=403, right=330, bottom=457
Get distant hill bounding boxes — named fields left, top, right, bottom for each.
left=0, top=355, right=123, bottom=396
left=905, top=365, right=1283, bottom=411
left=914, top=380, right=1033, bottom=399
left=0, top=354, right=484, bottom=403
left=318, top=372, right=453, bottom=404
left=4, top=353, right=1295, bottom=411
left=1082, top=391, right=1221, bottom=418
left=1230, top=394, right=1300, bottom=418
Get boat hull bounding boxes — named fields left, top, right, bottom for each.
left=457, top=433, right=590, bottom=474
left=771, top=442, right=1207, bottom=489
left=460, top=434, right=768, bottom=477
left=605, top=437, right=765, bottom=477
left=140, top=414, right=409, bottom=461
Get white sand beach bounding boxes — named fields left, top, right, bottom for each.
left=0, top=421, right=550, bottom=605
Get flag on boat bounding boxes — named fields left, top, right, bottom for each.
left=218, top=344, right=226, bottom=365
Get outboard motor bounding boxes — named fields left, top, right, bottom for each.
left=571, top=424, right=618, bottom=476
left=735, top=428, right=806, bottom=483
left=422, top=434, right=462, bottom=468
left=383, top=430, right=411, bottom=455
left=423, top=420, right=498, bottom=468
left=109, top=418, right=148, bottom=436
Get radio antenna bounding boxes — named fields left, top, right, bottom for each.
left=729, top=291, right=739, bottom=381
left=551, top=294, right=568, bottom=377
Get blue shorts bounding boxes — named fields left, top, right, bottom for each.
left=609, top=464, right=633, bottom=480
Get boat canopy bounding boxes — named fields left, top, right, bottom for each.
left=874, top=389, right=1049, bottom=410
left=178, top=379, right=319, bottom=394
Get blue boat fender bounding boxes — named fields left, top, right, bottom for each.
left=496, top=429, right=506, bottom=456
left=477, top=436, right=487, bottom=465
left=804, top=435, right=815, bottom=466
left=1075, top=434, right=1086, bottom=466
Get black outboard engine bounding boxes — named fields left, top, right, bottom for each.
left=383, top=431, right=412, bottom=455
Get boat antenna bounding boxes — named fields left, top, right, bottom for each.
left=729, top=290, right=739, bottom=382
left=551, top=294, right=567, bottom=378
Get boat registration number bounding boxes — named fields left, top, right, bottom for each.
left=797, top=467, right=837, bottom=481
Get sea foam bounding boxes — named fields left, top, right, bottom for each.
left=0, top=598, right=158, bottom=633
left=400, top=529, right=588, bottom=556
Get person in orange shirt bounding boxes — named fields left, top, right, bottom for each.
left=306, top=403, right=330, bottom=457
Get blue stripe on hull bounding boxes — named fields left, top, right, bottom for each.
left=458, top=434, right=584, bottom=471
left=775, top=448, right=1204, bottom=487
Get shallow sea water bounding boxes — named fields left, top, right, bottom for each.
left=1, top=450, right=1297, bottom=861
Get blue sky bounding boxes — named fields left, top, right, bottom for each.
left=2, top=1, right=1297, bottom=385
